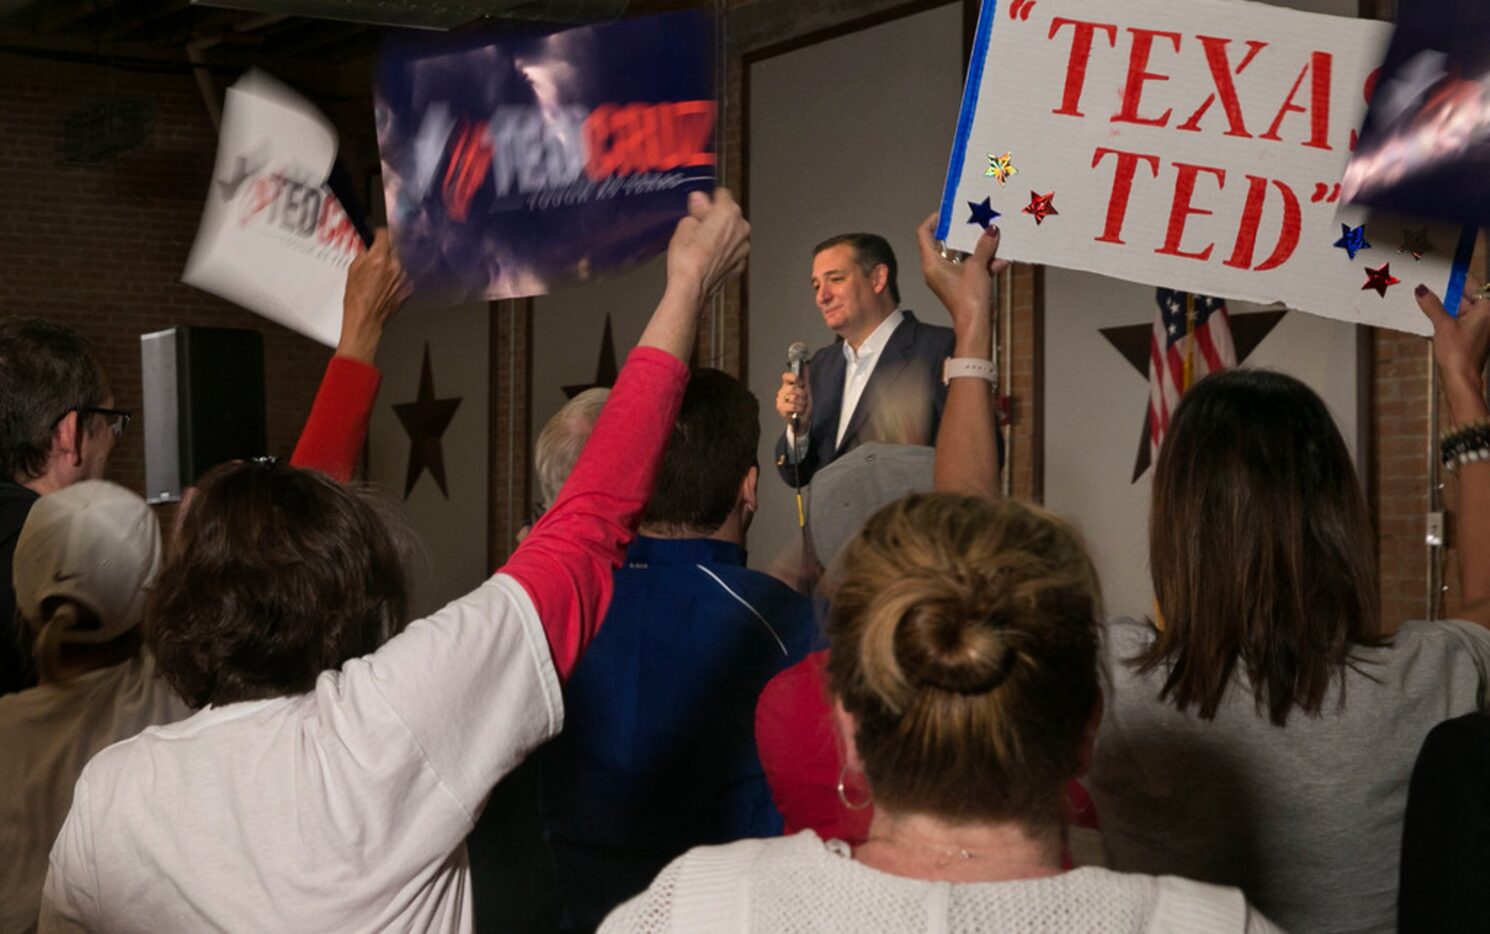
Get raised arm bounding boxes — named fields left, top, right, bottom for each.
left=915, top=215, right=1008, bottom=498
left=503, top=190, right=750, bottom=679
left=1417, top=281, right=1490, bottom=627
left=290, top=230, right=410, bottom=481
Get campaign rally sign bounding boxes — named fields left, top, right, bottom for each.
left=375, top=10, right=716, bottom=306
left=184, top=71, right=363, bottom=347
left=1343, top=0, right=1490, bottom=230
left=936, top=0, right=1474, bottom=337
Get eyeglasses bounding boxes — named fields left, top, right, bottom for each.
left=74, top=406, right=133, bottom=438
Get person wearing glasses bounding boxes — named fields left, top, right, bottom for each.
left=0, top=319, right=125, bottom=696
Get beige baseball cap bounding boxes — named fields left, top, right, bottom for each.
left=13, top=480, right=162, bottom=643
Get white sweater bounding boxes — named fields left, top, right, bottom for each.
left=601, top=831, right=1282, bottom=933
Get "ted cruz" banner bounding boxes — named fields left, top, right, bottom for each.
left=937, top=0, right=1473, bottom=336
left=376, top=10, right=716, bottom=307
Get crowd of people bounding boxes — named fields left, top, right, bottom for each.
left=2, top=185, right=1489, bottom=934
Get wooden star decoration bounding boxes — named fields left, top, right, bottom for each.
left=1099, top=309, right=1287, bottom=482
left=562, top=313, right=619, bottom=399
left=392, top=342, right=462, bottom=500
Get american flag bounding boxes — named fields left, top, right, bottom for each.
left=1149, top=289, right=1236, bottom=460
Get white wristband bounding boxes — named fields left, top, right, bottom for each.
left=942, top=356, right=997, bottom=386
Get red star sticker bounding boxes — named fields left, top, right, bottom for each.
left=1360, top=262, right=1401, bottom=297
left=1022, top=191, right=1057, bottom=225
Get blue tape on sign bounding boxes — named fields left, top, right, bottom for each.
left=1444, top=224, right=1477, bottom=317
left=935, top=0, right=999, bottom=243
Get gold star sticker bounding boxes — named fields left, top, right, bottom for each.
left=984, top=151, right=1018, bottom=185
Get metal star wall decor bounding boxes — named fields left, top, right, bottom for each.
left=1099, top=309, right=1287, bottom=481
left=563, top=313, right=619, bottom=399
left=392, top=343, right=463, bottom=500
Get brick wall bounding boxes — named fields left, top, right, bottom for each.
left=0, top=55, right=338, bottom=500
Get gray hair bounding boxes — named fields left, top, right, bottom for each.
left=534, top=388, right=610, bottom=510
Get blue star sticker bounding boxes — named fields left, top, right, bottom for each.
left=966, top=197, right=1000, bottom=229
left=1334, top=223, right=1371, bottom=260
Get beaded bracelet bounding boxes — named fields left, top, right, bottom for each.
left=1441, top=418, right=1490, bottom=473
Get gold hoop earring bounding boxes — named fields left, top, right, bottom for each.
left=836, top=762, right=872, bottom=811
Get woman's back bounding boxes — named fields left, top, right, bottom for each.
left=1093, top=616, right=1490, bottom=934
left=602, top=831, right=1277, bottom=933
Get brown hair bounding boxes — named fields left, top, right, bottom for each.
left=147, top=460, right=414, bottom=708
left=1140, top=369, right=1381, bottom=726
left=826, top=494, right=1101, bottom=828
left=642, top=369, right=760, bottom=534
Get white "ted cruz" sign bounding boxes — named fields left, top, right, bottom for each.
left=938, top=0, right=1473, bottom=336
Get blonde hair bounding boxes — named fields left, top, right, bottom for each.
left=826, top=494, right=1101, bottom=827
left=534, top=388, right=610, bottom=510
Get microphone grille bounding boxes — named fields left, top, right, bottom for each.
left=787, top=341, right=809, bottom=363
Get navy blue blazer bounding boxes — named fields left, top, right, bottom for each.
left=774, top=310, right=955, bottom=486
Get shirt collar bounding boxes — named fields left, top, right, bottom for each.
left=842, top=308, right=904, bottom=365
left=624, top=535, right=746, bottom=568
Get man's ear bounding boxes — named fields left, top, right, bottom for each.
left=741, top=465, right=759, bottom=513
left=51, top=410, right=82, bottom=466
left=870, top=263, right=890, bottom=296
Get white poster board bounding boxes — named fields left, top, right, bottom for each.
left=937, top=0, right=1474, bottom=336
left=184, top=71, right=361, bottom=347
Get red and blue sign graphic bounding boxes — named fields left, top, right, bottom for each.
left=375, top=10, right=717, bottom=305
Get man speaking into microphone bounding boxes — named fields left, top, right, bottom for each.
left=773, top=232, right=955, bottom=486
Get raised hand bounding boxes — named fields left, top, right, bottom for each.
left=338, top=229, right=412, bottom=365
left=666, top=189, right=750, bottom=302
left=1415, top=280, right=1490, bottom=423
left=916, top=214, right=1009, bottom=347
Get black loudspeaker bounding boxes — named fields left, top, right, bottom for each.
left=140, top=327, right=267, bottom=504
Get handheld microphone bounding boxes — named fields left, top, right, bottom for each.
left=786, top=342, right=809, bottom=430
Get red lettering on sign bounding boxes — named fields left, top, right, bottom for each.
left=1092, top=146, right=1161, bottom=244
left=1157, top=162, right=1227, bottom=261
left=1049, top=17, right=1119, bottom=117
left=1261, top=52, right=1333, bottom=150
left=1177, top=37, right=1267, bottom=137
left=1113, top=28, right=1182, bottom=127
left=584, top=101, right=717, bottom=179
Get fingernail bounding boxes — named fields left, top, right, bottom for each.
left=1415, top=284, right=1428, bottom=297
left=983, top=225, right=999, bottom=238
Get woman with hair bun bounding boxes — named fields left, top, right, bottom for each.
left=601, top=227, right=1278, bottom=933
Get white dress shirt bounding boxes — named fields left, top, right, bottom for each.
left=787, top=309, right=904, bottom=460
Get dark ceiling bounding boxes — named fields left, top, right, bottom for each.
left=0, top=0, right=702, bottom=71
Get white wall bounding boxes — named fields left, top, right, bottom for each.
left=746, top=1, right=965, bottom=572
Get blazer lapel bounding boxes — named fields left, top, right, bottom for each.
left=836, top=312, right=916, bottom=456
left=811, top=340, right=847, bottom=454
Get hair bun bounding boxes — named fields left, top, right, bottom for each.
left=897, top=599, right=1018, bottom=696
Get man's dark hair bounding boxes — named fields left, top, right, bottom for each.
left=813, top=232, right=900, bottom=305
left=148, top=460, right=414, bottom=708
left=641, top=369, right=759, bottom=534
left=0, top=318, right=105, bottom=481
